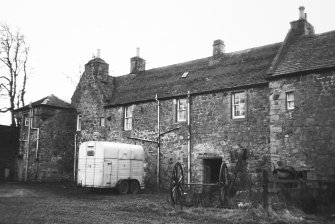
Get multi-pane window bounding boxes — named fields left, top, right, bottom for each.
left=286, top=92, right=294, bottom=110
left=232, top=92, right=246, bottom=119
left=124, top=106, right=133, bottom=130
left=23, top=114, right=29, bottom=126
left=100, top=117, right=105, bottom=127
left=177, top=99, right=187, bottom=122
left=77, top=114, right=82, bottom=131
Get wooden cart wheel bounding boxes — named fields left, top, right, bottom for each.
left=129, top=180, right=140, bottom=194
left=219, top=162, right=229, bottom=206
left=117, top=180, right=129, bottom=194
left=170, top=162, right=184, bottom=205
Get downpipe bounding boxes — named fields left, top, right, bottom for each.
left=74, top=133, right=77, bottom=183
left=187, top=91, right=191, bottom=185
left=155, top=94, right=160, bottom=191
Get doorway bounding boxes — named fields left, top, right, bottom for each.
left=203, top=158, right=222, bottom=183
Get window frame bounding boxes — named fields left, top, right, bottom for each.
left=76, top=114, right=82, bottom=131
left=176, top=98, right=187, bottom=122
left=23, top=114, right=29, bottom=126
left=286, top=91, right=294, bottom=110
left=232, top=91, right=246, bottom=119
left=100, top=117, right=105, bottom=127
left=124, top=105, right=133, bottom=130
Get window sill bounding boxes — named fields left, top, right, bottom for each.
left=232, top=117, right=246, bottom=122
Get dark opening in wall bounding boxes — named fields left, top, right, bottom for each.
left=204, top=158, right=222, bottom=183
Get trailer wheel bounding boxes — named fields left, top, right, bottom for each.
left=117, top=180, right=129, bottom=194
left=129, top=180, right=140, bottom=194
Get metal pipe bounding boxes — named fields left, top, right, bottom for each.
left=155, top=94, right=160, bottom=191
left=187, top=91, right=191, bottom=185
left=74, top=133, right=77, bottom=182
left=33, top=127, right=40, bottom=181
left=24, top=105, right=32, bottom=182
left=28, top=107, right=40, bottom=181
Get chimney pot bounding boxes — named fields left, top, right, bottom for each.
left=97, top=49, right=101, bottom=58
left=136, top=47, right=140, bottom=57
left=299, top=6, right=305, bottom=20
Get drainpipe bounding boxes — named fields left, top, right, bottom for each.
left=33, top=127, right=40, bottom=181
left=187, top=91, right=191, bottom=185
left=24, top=105, right=32, bottom=182
left=74, top=133, right=77, bottom=182
left=27, top=107, right=40, bottom=181
left=155, top=94, right=160, bottom=191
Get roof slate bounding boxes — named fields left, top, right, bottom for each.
left=107, top=43, right=281, bottom=106
left=15, top=94, right=74, bottom=111
left=269, top=30, right=335, bottom=76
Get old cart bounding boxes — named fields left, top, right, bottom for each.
left=169, top=148, right=247, bottom=207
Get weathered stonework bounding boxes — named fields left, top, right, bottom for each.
left=71, top=10, right=335, bottom=191
left=15, top=106, right=76, bottom=182
left=269, top=70, right=335, bottom=180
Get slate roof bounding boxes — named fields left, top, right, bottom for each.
left=14, top=94, right=74, bottom=111
left=268, top=30, right=335, bottom=76
left=107, top=42, right=281, bottom=106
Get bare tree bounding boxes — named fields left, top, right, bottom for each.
left=0, top=24, right=29, bottom=126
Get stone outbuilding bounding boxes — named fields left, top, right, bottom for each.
left=14, top=95, right=76, bottom=182
left=72, top=7, right=335, bottom=190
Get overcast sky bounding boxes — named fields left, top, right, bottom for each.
left=1, top=0, right=335, bottom=125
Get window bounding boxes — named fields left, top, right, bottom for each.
left=100, top=117, right=105, bottom=127
left=177, top=99, right=187, bottom=122
left=124, top=106, right=133, bottom=130
left=87, top=150, right=95, bottom=156
left=181, top=71, right=189, bottom=78
left=286, top=92, right=294, bottom=110
left=23, top=114, right=29, bottom=126
left=77, top=114, right=82, bottom=131
left=232, top=92, right=246, bottom=119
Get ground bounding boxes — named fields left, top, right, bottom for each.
left=0, top=182, right=333, bottom=224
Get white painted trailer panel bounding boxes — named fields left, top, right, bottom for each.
left=77, top=141, right=144, bottom=189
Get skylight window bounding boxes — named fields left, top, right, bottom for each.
left=181, top=71, right=189, bottom=78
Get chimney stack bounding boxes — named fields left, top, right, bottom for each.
left=130, top=47, right=146, bottom=73
left=290, top=6, right=314, bottom=36
left=213, top=39, right=225, bottom=56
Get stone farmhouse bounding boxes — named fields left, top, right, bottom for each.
left=13, top=7, right=335, bottom=188
left=71, top=7, right=335, bottom=189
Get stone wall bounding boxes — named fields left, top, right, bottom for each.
left=269, top=70, right=335, bottom=180
left=191, top=87, right=270, bottom=187
left=95, top=85, right=271, bottom=190
left=15, top=107, right=76, bottom=182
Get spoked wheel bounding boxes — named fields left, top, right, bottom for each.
left=219, top=162, right=229, bottom=206
left=170, top=162, right=185, bottom=205
left=117, top=180, right=129, bottom=194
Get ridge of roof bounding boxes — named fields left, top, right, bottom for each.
left=114, top=42, right=282, bottom=79
left=14, top=94, right=74, bottom=112
left=107, top=42, right=281, bottom=106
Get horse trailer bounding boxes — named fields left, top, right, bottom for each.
left=77, top=141, right=144, bottom=194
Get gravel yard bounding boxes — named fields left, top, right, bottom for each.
left=0, top=182, right=332, bottom=224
